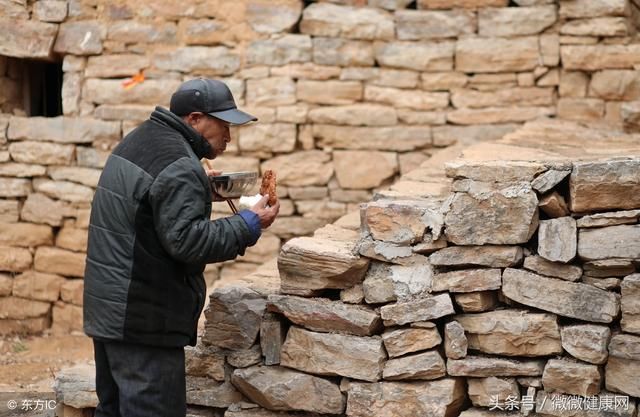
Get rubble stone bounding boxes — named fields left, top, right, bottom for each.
left=560, top=324, right=610, bottom=364
left=542, top=359, right=602, bottom=397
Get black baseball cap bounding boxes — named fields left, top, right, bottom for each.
left=170, top=78, right=257, bottom=125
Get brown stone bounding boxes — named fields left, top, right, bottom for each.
left=430, top=246, right=522, bottom=268
left=362, top=259, right=433, bottom=303
left=577, top=209, right=640, bottom=228
left=51, top=302, right=83, bottom=333
left=8, top=116, right=121, bottom=144
left=0, top=18, right=57, bottom=58
left=84, top=79, right=181, bottom=105
left=451, top=87, right=554, bottom=108
left=281, top=326, right=385, bottom=382
left=362, top=199, right=443, bottom=245
left=380, top=293, right=455, bottom=326
left=345, top=378, right=466, bottom=417
left=34, top=246, right=85, bottom=278
left=396, top=10, right=476, bottom=40
left=418, top=0, right=508, bottom=7
left=0, top=163, right=47, bottom=178
left=447, top=356, right=545, bottom=377
left=246, top=35, right=311, bottom=66
left=468, top=377, right=520, bottom=408
left=382, top=327, right=442, bottom=358
left=456, top=37, right=540, bottom=73
left=334, top=151, right=398, bottom=189
left=502, top=268, right=619, bottom=323
left=12, top=271, right=63, bottom=302
left=562, top=44, right=640, bottom=71
left=297, top=80, right=363, bottom=105
left=9, top=141, right=75, bottom=165
left=185, top=344, right=225, bottom=381
left=559, top=0, right=631, bottom=18
left=531, top=169, right=571, bottom=193
left=560, top=324, right=610, bottom=364
left=383, top=350, right=446, bottom=380
left=313, top=124, right=432, bottom=151
left=454, top=292, right=498, bottom=313
left=261, top=151, right=333, bottom=187
left=523, top=256, right=582, bottom=281
left=445, top=321, right=467, bottom=359
left=0, top=200, right=19, bottom=223
left=538, top=217, right=577, bottom=263
left=227, top=346, right=262, bottom=369
left=20, top=193, right=72, bottom=227
left=374, top=41, right=455, bottom=72
left=308, top=104, right=397, bottom=126
left=54, top=21, right=106, bottom=55
left=34, top=1, right=68, bottom=23
left=0, top=222, right=53, bottom=248
left=313, top=37, right=374, bottom=67
left=542, top=359, right=601, bottom=397
left=365, top=85, right=449, bottom=111
left=154, top=47, right=240, bottom=74
left=0, top=246, right=32, bottom=272
left=622, top=274, right=640, bottom=334
left=0, top=296, right=50, bottom=319
left=246, top=0, right=303, bottom=34
left=432, top=269, right=502, bottom=293
left=300, top=3, right=394, bottom=40
left=455, top=310, right=562, bottom=357
left=232, top=365, right=345, bottom=414
left=33, top=179, right=93, bottom=204
left=539, top=191, right=570, bottom=217
left=259, top=313, right=285, bottom=366
left=267, top=294, right=380, bottom=336
left=186, top=377, right=243, bottom=409
left=478, top=6, right=557, bottom=37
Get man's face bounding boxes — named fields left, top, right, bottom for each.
left=189, top=113, right=231, bottom=159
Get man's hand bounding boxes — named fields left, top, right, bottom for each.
left=250, top=194, right=280, bottom=229
left=205, top=169, right=225, bottom=201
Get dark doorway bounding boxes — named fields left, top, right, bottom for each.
left=23, top=59, right=63, bottom=117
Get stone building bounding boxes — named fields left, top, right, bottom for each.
left=2, top=0, right=640, bottom=335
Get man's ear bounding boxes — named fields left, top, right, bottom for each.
left=184, top=112, right=204, bottom=128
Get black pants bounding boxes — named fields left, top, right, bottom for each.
left=93, top=339, right=186, bottom=417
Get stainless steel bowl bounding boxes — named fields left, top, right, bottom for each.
left=209, top=171, right=258, bottom=199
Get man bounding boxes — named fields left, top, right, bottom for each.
left=83, top=78, right=279, bottom=417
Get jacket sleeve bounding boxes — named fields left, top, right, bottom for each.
left=148, top=156, right=258, bottom=265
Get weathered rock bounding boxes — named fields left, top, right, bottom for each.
left=478, top=6, right=557, bottom=37
left=9, top=141, right=75, bottom=165
left=383, top=350, right=446, bottom=380
left=578, top=225, right=640, bottom=261
left=467, top=377, right=520, bottom=407
left=232, top=366, right=345, bottom=414
left=54, top=364, right=98, bottom=409
left=447, top=106, right=554, bottom=125
left=261, top=151, right=333, bottom=187
left=259, top=313, right=285, bottom=366
left=542, top=359, right=602, bottom=397
left=577, top=209, right=640, bottom=228
left=34, top=246, right=85, bottom=278
left=522, top=256, right=582, bottom=281
left=12, top=271, right=63, bottom=302
left=308, top=104, right=397, bottom=126
left=246, top=35, right=311, bottom=66
left=227, top=345, right=262, bottom=369
left=502, top=268, right=619, bottom=323
left=0, top=163, right=47, bottom=178
left=54, top=20, right=106, bottom=55
left=267, top=294, right=380, bottom=336
left=559, top=0, right=630, bottom=18
left=300, top=3, right=394, bottom=40
left=345, top=378, right=466, bottom=417
left=447, top=356, right=546, bottom=377
left=430, top=246, right=522, bottom=268
left=606, top=335, right=640, bottom=397
left=558, top=97, right=606, bottom=121
left=245, top=77, right=296, bottom=107
left=622, top=274, right=640, bottom=334
left=0, top=200, right=19, bottom=223
left=456, top=37, right=540, bottom=73
left=278, top=235, right=368, bottom=294
left=445, top=184, right=539, bottom=245
left=313, top=124, right=432, bottom=151
left=313, top=37, right=374, bottom=67
left=297, top=80, right=363, bottom=105
left=84, top=79, right=181, bottom=105
left=34, top=1, right=68, bottom=22
left=0, top=222, right=53, bottom=248
left=0, top=18, right=57, bottom=58
left=454, top=292, right=498, bottom=313
left=281, top=326, right=385, bottom=382
left=363, top=260, right=432, bottom=303
left=0, top=177, right=31, bottom=198
left=20, top=193, right=72, bottom=227
left=85, top=54, right=150, bottom=79
left=370, top=0, right=415, bottom=9
left=333, top=151, right=398, bottom=189
left=154, top=47, right=240, bottom=74
left=395, top=10, right=475, bottom=40
left=445, top=321, right=467, bottom=359
left=0, top=273, right=11, bottom=296
left=560, top=324, right=610, bottom=364
left=382, top=327, right=442, bottom=358
left=374, top=41, right=454, bottom=72
left=33, top=179, right=93, bottom=204
left=432, top=269, right=502, bottom=293
left=445, top=160, right=547, bottom=183
left=0, top=245, right=32, bottom=272
left=238, top=123, right=296, bottom=154
left=455, top=310, right=562, bottom=357
left=185, top=344, right=225, bottom=381
left=268, top=217, right=328, bottom=240
left=562, top=44, right=640, bottom=71
left=418, top=0, right=508, bottom=7
left=452, top=87, right=553, bottom=109
left=571, top=158, right=640, bottom=212
left=203, top=286, right=267, bottom=350
left=186, top=377, right=244, bottom=408
left=51, top=302, right=83, bottom=333
left=362, top=199, right=443, bottom=245
left=0, top=296, right=50, bottom=319
left=584, top=259, right=635, bottom=277
left=538, top=217, right=577, bottom=263
left=380, top=293, right=455, bottom=326
left=48, top=167, right=101, bottom=189
left=539, top=191, right=570, bottom=218
left=59, top=279, right=82, bottom=306
left=531, top=169, right=571, bottom=194
left=341, top=284, right=365, bottom=304
left=246, top=0, right=302, bottom=33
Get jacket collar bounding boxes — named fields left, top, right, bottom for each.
left=150, top=106, right=211, bottom=159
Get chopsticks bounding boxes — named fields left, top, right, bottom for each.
left=204, top=159, right=238, bottom=215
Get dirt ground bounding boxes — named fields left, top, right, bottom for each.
left=0, top=332, right=93, bottom=393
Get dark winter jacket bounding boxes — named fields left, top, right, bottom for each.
left=83, top=107, right=260, bottom=347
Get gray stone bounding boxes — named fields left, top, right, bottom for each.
left=227, top=345, right=262, bottom=369
left=584, top=259, right=636, bottom=277
left=559, top=0, right=631, bottom=18
left=542, top=359, right=602, bottom=397
left=9, top=141, right=75, bottom=165
left=432, top=269, right=502, bottom=293
left=622, top=274, right=640, bottom=334
left=281, top=326, right=385, bottom=382
left=259, top=314, right=285, bottom=366
left=362, top=260, right=433, bottom=303
left=383, top=350, right=446, bottom=380
left=246, top=0, right=303, bottom=34
left=502, top=268, right=620, bottom=323
left=456, top=37, right=540, bottom=73
left=454, top=292, right=498, bottom=313
left=444, top=321, right=467, bottom=359
left=447, top=356, right=546, bottom=377
left=345, top=378, right=465, bottom=417
left=107, top=20, right=176, bottom=43
left=577, top=209, right=640, bottom=228
left=232, top=366, right=345, bottom=414
left=523, top=256, right=582, bottom=281
left=380, top=293, right=455, bottom=326
left=396, top=10, right=475, bottom=40
left=185, top=344, right=225, bottom=381
left=430, top=246, right=522, bottom=268
left=445, top=160, right=547, bottom=183
left=54, top=20, right=106, bottom=55
left=154, top=47, right=240, bottom=74
left=578, top=225, right=640, bottom=261
left=362, top=199, right=443, bottom=245
left=186, top=377, right=244, bottom=408
left=531, top=169, right=571, bottom=193
left=8, top=116, right=120, bottom=144
left=382, top=327, right=442, bottom=358
left=455, top=310, right=562, bottom=357
left=560, top=324, right=610, bottom=364
left=247, top=35, right=311, bottom=66
left=538, top=217, right=577, bottom=263
left=467, top=377, right=520, bottom=408
left=300, top=3, right=394, bottom=40
left=34, top=1, right=68, bottom=22
left=267, top=294, right=381, bottom=336
left=478, top=6, right=557, bottom=37
left=54, top=364, right=98, bottom=409
left=313, top=124, right=432, bottom=151
left=0, top=18, right=57, bottom=58
left=374, top=41, right=455, bottom=72
left=313, top=37, right=374, bottom=67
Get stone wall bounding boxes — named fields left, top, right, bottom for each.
left=4, top=0, right=640, bottom=335
left=52, top=119, right=640, bottom=416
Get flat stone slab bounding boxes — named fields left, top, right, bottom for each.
left=502, top=268, right=619, bottom=323
left=578, top=225, right=640, bottom=261
left=447, top=356, right=546, bottom=377
left=560, top=324, right=610, bottom=365
left=430, top=245, right=522, bottom=268
left=382, top=350, right=446, bottom=380
left=380, top=293, right=455, bottom=326
left=432, top=268, right=502, bottom=293
left=542, top=358, right=602, bottom=397
left=622, top=274, right=640, bottom=334
left=523, top=255, right=582, bottom=281
left=382, top=327, right=442, bottom=358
